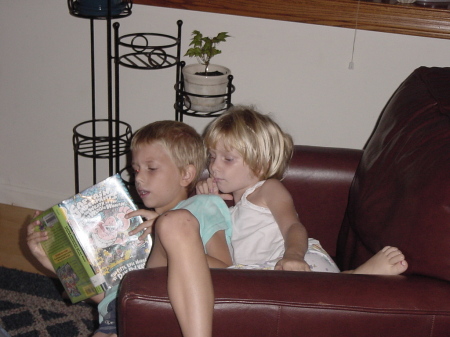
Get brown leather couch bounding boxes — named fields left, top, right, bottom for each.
left=118, top=67, right=450, bottom=336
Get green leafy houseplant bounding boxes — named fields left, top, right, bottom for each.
left=184, top=30, right=230, bottom=75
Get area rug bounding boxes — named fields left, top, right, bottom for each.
left=0, top=267, right=98, bottom=337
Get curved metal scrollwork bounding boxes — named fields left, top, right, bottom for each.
left=115, top=26, right=180, bottom=70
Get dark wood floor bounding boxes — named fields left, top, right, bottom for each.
left=0, top=203, right=54, bottom=277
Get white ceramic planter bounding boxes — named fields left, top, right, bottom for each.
left=182, top=64, right=231, bottom=112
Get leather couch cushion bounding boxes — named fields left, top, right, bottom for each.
left=341, top=67, right=450, bottom=281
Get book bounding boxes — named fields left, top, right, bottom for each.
left=34, top=174, right=151, bottom=303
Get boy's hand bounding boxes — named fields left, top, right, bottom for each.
left=274, top=255, right=311, bottom=272
left=26, top=211, right=55, bottom=273
left=196, top=177, right=233, bottom=201
left=126, top=209, right=159, bottom=241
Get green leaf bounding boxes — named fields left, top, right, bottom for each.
left=184, top=30, right=230, bottom=65
left=213, top=32, right=230, bottom=43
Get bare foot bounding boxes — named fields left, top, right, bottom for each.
left=351, top=246, right=408, bottom=275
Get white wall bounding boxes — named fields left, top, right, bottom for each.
left=1, top=0, right=450, bottom=210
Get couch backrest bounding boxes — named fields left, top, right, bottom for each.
left=338, top=67, right=450, bottom=281
left=282, top=145, right=361, bottom=258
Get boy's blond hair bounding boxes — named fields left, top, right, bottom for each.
left=131, top=120, right=206, bottom=192
left=203, top=105, right=293, bottom=180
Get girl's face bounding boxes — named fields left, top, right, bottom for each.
left=208, top=139, right=260, bottom=202
left=132, top=141, right=187, bottom=214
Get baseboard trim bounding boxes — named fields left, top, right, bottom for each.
left=0, top=182, right=67, bottom=210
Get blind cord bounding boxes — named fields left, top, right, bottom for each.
left=349, top=0, right=361, bottom=70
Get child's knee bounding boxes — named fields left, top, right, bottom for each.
left=156, top=209, right=200, bottom=241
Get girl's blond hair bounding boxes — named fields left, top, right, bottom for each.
left=203, top=106, right=293, bottom=180
left=131, top=120, right=206, bottom=192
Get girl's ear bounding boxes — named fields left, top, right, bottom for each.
left=180, top=164, right=196, bottom=187
left=253, top=166, right=265, bottom=181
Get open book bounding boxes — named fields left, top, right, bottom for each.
left=34, top=174, right=151, bottom=303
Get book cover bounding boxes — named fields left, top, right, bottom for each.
left=35, top=174, right=151, bottom=303
left=35, top=206, right=104, bottom=303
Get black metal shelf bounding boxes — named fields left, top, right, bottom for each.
left=70, top=0, right=183, bottom=192
left=115, top=22, right=181, bottom=70
left=174, top=79, right=234, bottom=119
left=73, top=120, right=132, bottom=159
left=70, top=0, right=134, bottom=192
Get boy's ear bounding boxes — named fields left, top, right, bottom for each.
left=180, top=164, right=196, bottom=187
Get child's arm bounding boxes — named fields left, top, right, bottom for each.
left=205, top=230, right=232, bottom=268
left=276, top=222, right=310, bottom=271
left=259, top=179, right=311, bottom=272
left=26, top=211, right=57, bottom=275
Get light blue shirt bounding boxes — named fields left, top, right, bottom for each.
left=172, top=194, right=232, bottom=249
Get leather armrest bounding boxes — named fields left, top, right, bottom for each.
left=119, top=268, right=450, bottom=337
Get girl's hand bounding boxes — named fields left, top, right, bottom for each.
left=274, top=255, right=311, bottom=272
left=26, top=211, right=55, bottom=273
left=196, top=177, right=218, bottom=195
left=126, top=209, right=159, bottom=241
left=196, top=178, right=233, bottom=200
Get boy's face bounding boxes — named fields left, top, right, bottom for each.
left=132, top=141, right=188, bottom=214
left=208, top=139, right=259, bottom=202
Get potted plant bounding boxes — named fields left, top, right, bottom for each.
left=73, top=0, right=127, bottom=17
left=182, top=30, right=231, bottom=112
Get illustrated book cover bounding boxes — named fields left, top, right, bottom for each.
left=34, top=174, right=151, bottom=303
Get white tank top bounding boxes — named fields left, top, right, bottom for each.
left=230, top=180, right=285, bottom=265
